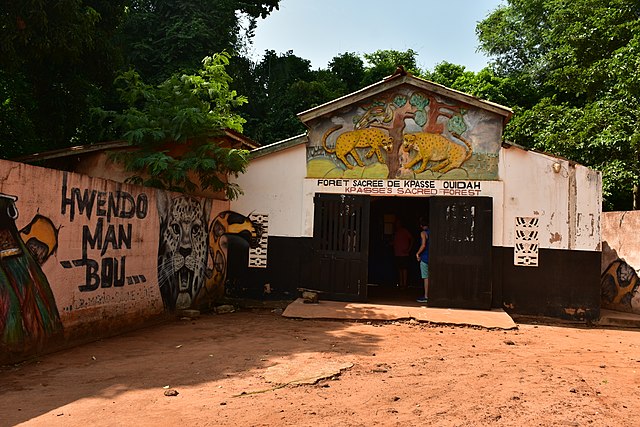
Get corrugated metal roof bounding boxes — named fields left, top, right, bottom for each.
left=13, top=130, right=260, bottom=164
left=249, top=134, right=307, bottom=159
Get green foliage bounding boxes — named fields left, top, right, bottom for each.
left=0, top=71, right=38, bottom=156
left=239, top=49, right=425, bottom=145
left=361, top=49, right=421, bottom=86
left=329, top=52, right=365, bottom=93
left=239, top=50, right=348, bottom=144
left=119, top=0, right=280, bottom=83
left=477, top=0, right=640, bottom=210
left=0, top=0, right=128, bottom=159
left=101, top=53, right=250, bottom=199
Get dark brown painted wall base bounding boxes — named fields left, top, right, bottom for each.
left=231, top=237, right=312, bottom=300
left=234, top=238, right=601, bottom=322
left=493, top=246, right=601, bottom=321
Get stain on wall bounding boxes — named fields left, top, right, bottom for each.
left=0, top=193, right=62, bottom=351
left=307, top=87, right=502, bottom=180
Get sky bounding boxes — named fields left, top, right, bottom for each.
left=249, top=0, right=506, bottom=72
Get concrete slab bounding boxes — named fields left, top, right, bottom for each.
left=597, top=309, right=640, bottom=328
left=263, top=355, right=353, bottom=386
left=282, top=298, right=517, bottom=330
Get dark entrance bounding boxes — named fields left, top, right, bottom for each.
left=428, top=196, right=493, bottom=309
left=367, top=197, right=430, bottom=299
left=311, top=193, right=370, bottom=301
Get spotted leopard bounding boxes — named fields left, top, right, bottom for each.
left=156, top=193, right=210, bottom=310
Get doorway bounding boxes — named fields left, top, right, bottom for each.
left=311, top=193, right=370, bottom=301
left=311, top=193, right=494, bottom=309
left=428, top=196, right=493, bottom=309
left=367, top=196, right=430, bottom=302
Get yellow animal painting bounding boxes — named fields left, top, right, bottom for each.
left=199, top=211, right=262, bottom=304
left=322, top=125, right=393, bottom=169
left=402, top=132, right=472, bottom=174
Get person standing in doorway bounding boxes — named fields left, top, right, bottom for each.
left=392, top=219, right=412, bottom=289
left=416, top=218, right=429, bottom=303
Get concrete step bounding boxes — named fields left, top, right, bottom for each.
left=597, top=309, right=640, bottom=328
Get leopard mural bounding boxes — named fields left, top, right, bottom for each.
left=156, top=192, right=211, bottom=311
left=601, top=259, right=640, bottom=314
left=195, top=211, right=263, bottom=305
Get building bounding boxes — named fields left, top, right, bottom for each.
left=0, top=72, right=603, bottom=362
left=231, top=71, right=602, bottom=320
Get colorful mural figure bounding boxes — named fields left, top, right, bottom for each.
left=0, top=193, right=62, bottom=350
left=601, top=259, right=640, bottom=314
left=321, top=126, right=393, bottom=170
left=401, top=131, right=472, bottom=174
left=308, top=88, right=500, bottom=180
left=19, top=214, right=59, bottom=266
left=157, top=193, right=211, bottom=310
left=199, top=211, right=263, bottom=304
left=156, top=191, right=263, bottom=310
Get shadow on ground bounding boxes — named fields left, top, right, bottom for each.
left=0, top=310, right=381, bottom=425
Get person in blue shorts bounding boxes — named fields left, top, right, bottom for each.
left=415, top=218, right=429, bottom=304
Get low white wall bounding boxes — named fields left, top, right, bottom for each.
left=0, top=158, right=234, bottom=362
left=500, top=146, right=601, bottom=251
left=233, top=142, right=601, bottom=253
left=232, top=143, right=308, bottom=237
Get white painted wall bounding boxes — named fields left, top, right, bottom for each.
left=233, top=140, right=601, bottom=253
left=500, top=146, right=601, bottom=251
left=575, top=165, right=602, bottom=251
left=231, top=143, right=307, bottom=237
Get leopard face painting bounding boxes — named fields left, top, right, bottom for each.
left=157, top=193, right=211, bottom=310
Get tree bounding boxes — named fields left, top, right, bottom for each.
left=99, top=52, right=250, bottom=199
left=361, top=49, right=421, bottom=86
left=239, top=50, right=345, bottom=144
left=239, top=49, right=428, bottom=145
left=423, top=62, right=532, bottom=107
left=329, top=52, right=365, bottom=93
left=0, top=0, right=128, bottom=158
left=118, top=0, right=280, bottom=84
left=477, top=0, right=640, bottom=210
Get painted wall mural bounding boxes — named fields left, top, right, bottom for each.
left=0, top=193, right=62, bottom=351
left=601, top=259, right=640, bottom=313
left=156, top=193, right=212, bottom=311
left=601, top=211, right=640, bottom=315
left=202, top=211, right=263, bottom=304
left=0, top=159, right=268, bottom=359
left=156, top=199, right=264, bottom=310
left=307, top=87, right=503, bottom=180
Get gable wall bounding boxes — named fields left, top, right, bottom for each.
left=305, top=84, right=504, bottom=182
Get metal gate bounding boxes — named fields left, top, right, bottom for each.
left=428, top=196, right=493, bottom=309
left=311, top=193, right=370, bottom=301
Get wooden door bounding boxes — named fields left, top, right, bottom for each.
left=312, top=194, right=370, bottom=301
left=428, top=196, right=493, bottom=309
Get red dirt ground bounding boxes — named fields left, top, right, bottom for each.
left=1, top=309, right=639, bottom=426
